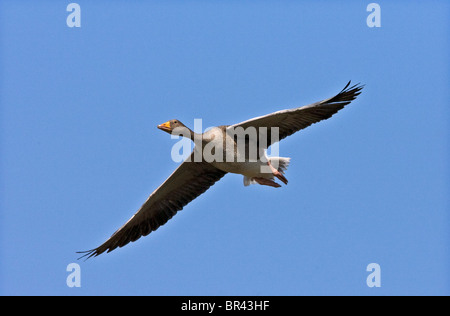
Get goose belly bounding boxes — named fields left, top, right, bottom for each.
left=211, top=160, right=269, bottom=178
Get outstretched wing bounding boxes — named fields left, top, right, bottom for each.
left=228, top=81, right=364, bottom=148
left=78, top=153, right=227, bottom=259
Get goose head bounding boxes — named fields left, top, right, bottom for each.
left=158, top=119, right=194, bottom=138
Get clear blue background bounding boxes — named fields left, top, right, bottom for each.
left=1, top=1, right=448, bottom=295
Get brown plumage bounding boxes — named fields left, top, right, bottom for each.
left=78, top=81, right=363, bottom=259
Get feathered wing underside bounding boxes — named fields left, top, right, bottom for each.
left=228, top=81, right=364, bottom=148
left=78, top=153, right=227, bottom=260
left=79, top=81, right=363, bottom=259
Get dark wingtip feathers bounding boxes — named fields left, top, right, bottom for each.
left=76, top=248, right=101, bottom=261
left=335, top=81, right=364, bottom=103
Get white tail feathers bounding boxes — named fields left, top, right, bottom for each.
left=243, top=157, right=291, bottom=186
left=243, top=176, right=255, bottom=186
left=270, top=157, right=290, bottom=173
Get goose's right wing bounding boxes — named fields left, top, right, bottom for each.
left=78, top=153, right=227, bottom=259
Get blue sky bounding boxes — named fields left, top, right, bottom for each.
left=0, top=1, right=448, bottom=296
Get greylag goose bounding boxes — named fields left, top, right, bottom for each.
left=78, top=81, right=363, bottom=259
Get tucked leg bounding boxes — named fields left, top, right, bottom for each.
left=252, top=177, right=281, bottom=188
left=267, top=161, right=288, bottom=185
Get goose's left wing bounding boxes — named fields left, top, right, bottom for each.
left=228, top=81, right=363, bottom=148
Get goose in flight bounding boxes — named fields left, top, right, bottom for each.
left=78, top=81, right=363, bottom=259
